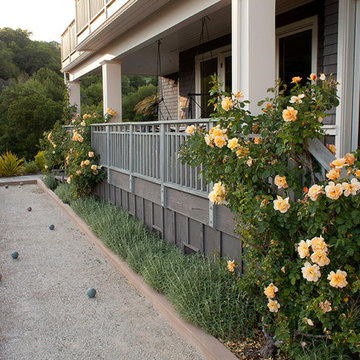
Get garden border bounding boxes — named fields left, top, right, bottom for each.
left=37, top=179, right=238, bottom=360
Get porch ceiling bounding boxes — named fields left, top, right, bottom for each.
left=119, top=3, right=231, bottom=76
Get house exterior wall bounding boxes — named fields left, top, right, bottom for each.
left=158, top=75, right=179, bottom=121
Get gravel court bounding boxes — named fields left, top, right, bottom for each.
left=0, top=184, right=204, bottom=360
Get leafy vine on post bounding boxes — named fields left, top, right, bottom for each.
left=180, top=74, right=360, bottom=357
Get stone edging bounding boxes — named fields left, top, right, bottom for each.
left=37, top=180, right=238, bottom=360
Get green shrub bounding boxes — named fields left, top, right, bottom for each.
left=54, top=183, right=73, bottom=204
left=0, top=151, right=24, bottom=177
left=70, top=196, right=258, bottom=342
left=23, top=161, right=38, bottom=174
left=44, top=173, right=58, bottom=191
left=35, top=151, right=46, bottom=172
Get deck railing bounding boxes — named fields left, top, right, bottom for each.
left=91, top=119, right=217, bottom=197
left=61, top=21, right=76, bottom=61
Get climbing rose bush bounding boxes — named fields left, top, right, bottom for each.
left=42, top=111, right=114, bottom=197
left=180, top=75, right=360, bottom=357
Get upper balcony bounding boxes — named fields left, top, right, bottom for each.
left=61, top=0, right=137, bottom=71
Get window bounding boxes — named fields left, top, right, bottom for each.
left=276, top=16, right=318, bottom=88
left=195, top=46, right=231, bottom=118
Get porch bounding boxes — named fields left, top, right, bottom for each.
left=91, top=119, right=242, bottom=261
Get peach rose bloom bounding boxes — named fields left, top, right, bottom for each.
left=273, top=196, right=290, bottom=213
left=304, top=318, right=314, bottom=326
left=264, top=283, right=278, bottom=299
left=297, top=240, right=311, bottom=258
left=221, top=97, right=234, bottom=111
left=302, top=262, right=321, bottom=282
left=274, top=175, right=288, bottom=189
left=342, top=178, right=360, bottom=196
left=282, top=106, right=298, bottom=122
left=204, top=134, right=214, bottom=148
left=84, top=160, right=90, bottom=166
left=88, top=151, right=94, bottom=157
left=325, top=181, right=343, bottom=200
left=91, top=164, right=97, bottom=171
left=344, top=152, right=355, bottom=166
left=227, top=138, right=239, bottom=150
left=234, top=91, right=244, bottom=100
left=310, top=236, right=328, bottom=253
left=290, top=94, right=305, bottom=104
left=227, top=260, right=236, bottom=272
left=319, top=73, right=326, bottom=81
left=186, top=125, right=196, bottom=135
left=308, top=184, right=324, bottom=201
left=291, top=76, right=302, bottom=83
left=319, top=300, right=332, bottom=313
left=254, top=137, right=261, bottom=145
left=246, top=157, right=253, bottom=167
left=327, top=144, right=336, bottom=155
left=267, top=299, right=280, bottom=313
left=328, top=270, right=348, bottom=288
left=326, top=169, right=340, bottom=180
left=331, top=158, right=347, bottom=169
left=356, top=169, right=360, bottom=177
left=311, top=250, right=330, bottom=267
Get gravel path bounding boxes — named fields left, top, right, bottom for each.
left=0, top=184, right=204, bottom=360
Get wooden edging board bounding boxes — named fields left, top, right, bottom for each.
left=37, top=179, right=238, bottom=360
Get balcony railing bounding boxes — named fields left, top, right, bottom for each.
left=61, top=20, right=76, bottom=61
left=91, top=119, right=217, bottom=197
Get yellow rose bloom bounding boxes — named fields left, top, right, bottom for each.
left=214, top=135, right=228, bottom=148
left=208, top=181, right=226, bottom=205
left=297, top=240, right=311, bottom=259
left=88, top=152, right=94, bottom=158
left=227, top=138, right=240, bottom=150
left=254, top=137, right=261, bottom=145
left=80, top=121, right=86, bottom=126
left=274, top=175, right=288, bottom=189
left=246, top=157, right=253, bottom=167
left=311, top=250, right=330, bottom=267
left=67, top=177, right=71, bottom=184
left=327, top=270, right=348, bottom=288
left=308, top=184, right=324, bottom=201
left=84, top=160, right=90, bottom=166
left=234, top=91, right=244, bottom=100
left=309, top=73, right=316, bottom=81
left=273, top=196, right=290, bottom=213
left=267, top=299, right=280, bottom=313
left=319, top=73, right=326, bottom=81
left=310, top=236, right=328, bottom=253
left=291, top=76, right=302, bottom=83
left=319, top=300, right=332, bottom=313
left=221, top=96, right=234, bottom=111
left=326, top=169, right=340, bottom=180
left=289, top=94, right=305, bottom=104
left=356, top=170, right=360, bottom=177
left=302, top=261, right=321, bottom=282
left=264, top=283, right=278, bottom=299
left=227, top=260, right=236, bottom=272
left=91, top=164, right=97, bottom=171
left=325, top=181, right=343, bottom=200
left=282, top=106, right=298, bottom=122
left=185, top=125, right=196, bottom=136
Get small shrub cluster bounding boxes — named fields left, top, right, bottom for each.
left=0, top=151, right=24, bottom=177
left=70, top=196, right=258, bottom=341
left=23, top=161, right=38, bottom=174
left=43, top=173, right=58, bottom=191
left=54, top=183, right=73, bottom=204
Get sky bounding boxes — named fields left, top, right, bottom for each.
left=0, top=0, right=76, bottom=43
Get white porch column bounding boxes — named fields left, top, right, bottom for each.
left=68, top=80, right=81, bottom=114
left=101, top=60, right=122, bottom=122
left=335, top=0, right=358, bottom=156
left=231, top=0, right=276, bottom=114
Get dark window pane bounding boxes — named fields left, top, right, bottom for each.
left=279, top=29, right=312, bottom=89
left=225, top=56, right=232, bottom=93
left=201, top=57, right=217, bottom=118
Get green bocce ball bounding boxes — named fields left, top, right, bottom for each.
left=11, top=251, right=19, bottom=259
left=5, top=185, right=8, bottom=189
left=49, top=224, right=55, bottom=230
left=87, top=288, right=96, bottom=298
